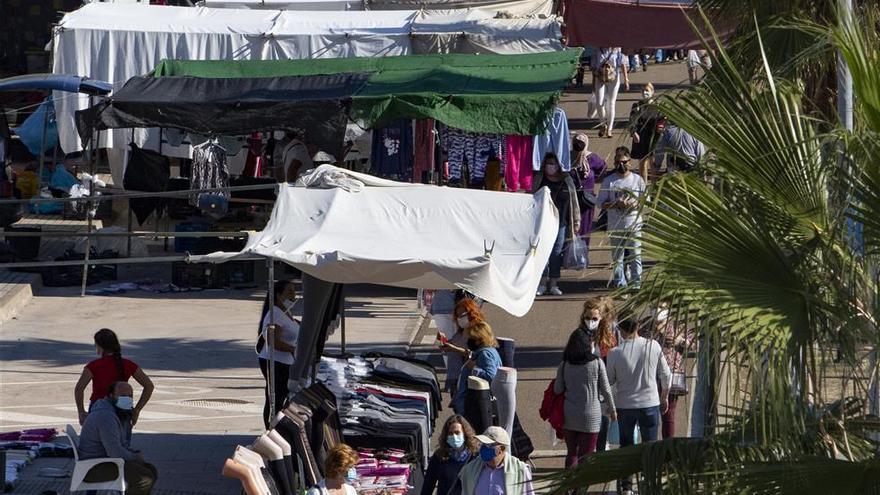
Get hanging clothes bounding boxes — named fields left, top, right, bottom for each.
left=533, top=107, right=571, bottom=171
left=242, top=132, right=264, bottom=178
left=190, top=139, right=230, bottom=206
left=124, top=144, right=170, bottom=225
left=504, top=135, right=535, bottom=192
left=412, top=119, right=436, bottom=184
left=370, top=119, right=413, bottom=181
left=442, top=127, right=503, bottom=183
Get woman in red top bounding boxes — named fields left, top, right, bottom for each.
left=74, top=329, right=155, bottom=432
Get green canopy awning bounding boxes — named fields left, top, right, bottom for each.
left=152, top=50, right=581, bottom=135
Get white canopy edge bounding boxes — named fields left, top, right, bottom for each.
left=195, top=165, right=558, bottom=316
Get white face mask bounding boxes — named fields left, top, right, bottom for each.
left=655, top=308, right=669, bottom=322
left=585, top=319, right=600, bottom=331
left=643, top=91, right=653, bottom=99
left=457, top=316, right=470, bottom=329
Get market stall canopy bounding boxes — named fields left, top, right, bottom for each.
left=201, top=0, right=553, bottom=16
left=199, top=165, right=559, bottom=317
left=0, top=74, right=112, bottom=95
left=564, top=0, right=709, bottom=50
left=75, top=73, right=370, bottom=158
left=52, top=2, right=564, bottom=154
left=152, top=49, right=580, bottom=135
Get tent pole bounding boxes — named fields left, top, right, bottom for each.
left=267, top=260, right=276, bottom=428
left=340, top=302, right=346, bottom=355
left=80, top=96, right=95, bottom=297
left=37, top=102, right=49, bottom=191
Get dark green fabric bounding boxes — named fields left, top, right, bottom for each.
left=152, top=50, right=581, bottom=135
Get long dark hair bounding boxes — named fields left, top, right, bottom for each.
left=94, top=328, right=125, bottom=381
left=258, top=280, right=294, bottom=335
left=435, top=415, right=478, bottom=461
left=563, top=328, right=597, bottom=365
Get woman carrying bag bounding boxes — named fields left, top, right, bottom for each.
left=554, top=329, right=616, bottom=469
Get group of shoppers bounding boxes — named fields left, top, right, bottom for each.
left=553, top=297, right=691, bottom=495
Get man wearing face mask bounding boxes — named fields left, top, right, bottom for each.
left=77, top=381, right=158, bottom=494
left=598, top=147, right=647, bottom=290
left=458, top=427, right=535, bottom=495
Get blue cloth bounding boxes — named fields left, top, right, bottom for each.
left=453, top=346, right=502, bottom=413
left=532, top=107, right=571, bottom=171
left=50, top=166, right=78, bottom=192
left=13, top=99, right=57, bottom=156
left=371, top=119, right=413, bottom=180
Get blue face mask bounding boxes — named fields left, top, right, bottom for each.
left=479, top=445, right=498, bottom=463
left=114, top=396, right=134, bottom=411
left=344, top=467, right=358, bottom=483
left=447, top=434, right=465, bottom=449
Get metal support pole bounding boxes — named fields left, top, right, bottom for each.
left=267, top=260, right=277, bottom=429
left=837, top=0, right=854, bottom=133
left=37, top=104, right=49, bottom=191
left=80, top=96, right=95, bottom=297
left=127, top=206, right=133, bottom=257
left=340, top=305, right=347, bottom=355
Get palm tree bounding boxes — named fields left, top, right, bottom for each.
left=544, top=4, right=880, bottom=494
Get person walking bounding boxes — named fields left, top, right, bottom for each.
left=554, top=329, right=616, bottom=469
left=570, top=134, right=606, bottom=256
left=594, top=47, right=630, bottom=138
left=649, top=303, right=692, bottom=439
left=256, top=279, right=299, bottom=429
left=452, top=322, right=502, bottom=415
left=654, top=120, right=707, bottom=174
left=598, top=147, right=646, bottom=289
left=628, top=83, right=662, bottom=180
left=606, top=317, right=671, bottom=495
left=536, top=153, right=582, bottom=296
left=421, top=415, right=479, bottom=495
left=74, top=328, right=154, bottom=446
left=578, top=297, right=619, bottom=451
left=459, top=427, right=535, bottom=495
left=439, top=298, right=486, bottom=400
left=687, top=49, right=701, bottom=84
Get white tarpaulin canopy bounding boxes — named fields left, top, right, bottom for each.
left=51, top=3, right=563, bottom=155
left=200, top=166, right=559, bottom=316
left=200, top=0, right=553, bottom=16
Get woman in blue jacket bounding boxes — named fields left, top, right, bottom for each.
left=452, top=321, right=502, bottom=414
left=420, top=415, right=478, bottom=495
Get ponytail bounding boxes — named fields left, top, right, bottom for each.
left=94, top=328, right=126, bottom=380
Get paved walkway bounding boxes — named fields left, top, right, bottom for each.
left=0, top=283, right=423, bottom=494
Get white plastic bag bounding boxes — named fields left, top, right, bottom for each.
left=563, top=237, right=588, bottom=270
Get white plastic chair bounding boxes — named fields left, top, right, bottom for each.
left=66, top=424, right=127, bottom=493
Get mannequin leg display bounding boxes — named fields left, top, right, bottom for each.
left=464, top=376, right=494, bottom=433
left=252, top=435, right=291, bottom=495
left=268, top=430, right=296, bottom=495
left=233, top=448, right=273, bottom=495
left=496, top=338, right=516, bottom=368
left=222, top=459, right=263, bottom=495
left=491, top=367, right=517, bottom=436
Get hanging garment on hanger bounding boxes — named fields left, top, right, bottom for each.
left=412, top=119, right=435, bottom=184
left=504, top=135, right=534, bottom=192
left=442, top=127, right=503, bottom=182
left=191, top=139, right=230, bottom=206
left=124, top=144, right=170, bottom=225
left=532, top=107, right=571, bottom=171
left=370, top=119, right=413, bottom=181
left=242, top=132, right=264, bottom=178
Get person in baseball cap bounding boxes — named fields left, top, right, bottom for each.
left=458, top=426, right=535, bottom=495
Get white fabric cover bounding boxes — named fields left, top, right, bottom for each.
left=51, top=3, right=562, bottom=155
left=200, top=165, right=559, bottom=316
left=201, top=0, right=364, bottom=10
left=202, top=0, right=552, bottom=16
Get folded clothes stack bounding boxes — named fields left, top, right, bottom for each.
left=354, top=448, right=412, bottom=495
left=1, top=428, right=72, bottom=492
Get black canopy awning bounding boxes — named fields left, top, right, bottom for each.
left=75, top=73, right=371, bottom=157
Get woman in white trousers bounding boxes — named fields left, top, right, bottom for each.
left=594, top=47, right=630, bottom=138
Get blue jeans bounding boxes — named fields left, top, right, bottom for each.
left=543, top=225, right=567, bottom=279
left=611, top=230, right=642, bottom=288
left=655, top=49, right=664, bottom=63
left=618, top=406, right=661, bottom=490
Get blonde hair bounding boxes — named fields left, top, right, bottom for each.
left=467, top=321, right=499, bottom=349
left=324, top=443, right=359, bottom=479
left=581, top=297, right=616, bottom=351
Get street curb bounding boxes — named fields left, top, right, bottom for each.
left=0, top=272, right=41, bottom=324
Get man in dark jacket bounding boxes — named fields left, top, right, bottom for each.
left=78, top=381, right=158, bottom=494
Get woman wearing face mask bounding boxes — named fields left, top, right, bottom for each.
left=74, top=328, right=154, bottom=444
left=577, top=297, right=619, bottom=452
left=439, top=298, right=486, bottom=400
left=555, top=327, right=616, bottom=468
left=421, top=415, right=479, bottom=495
left=452, top=322, right=502, bottom=415
left=650, top=302, right=692, bottom=438
left=536, top=152, right=582, bottom=296
left=570, top=134, right=607, bottom=251
left=628, top=83, right=661, bottom=180
left=307, top=443, right=359, bottom=495
left=256, top=279, right=299, bottom=429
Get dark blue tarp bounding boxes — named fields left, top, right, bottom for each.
left=0, top=74, right=112, bottom=95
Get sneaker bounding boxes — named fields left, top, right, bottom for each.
left=549, top=286, right=563, bottom=296
left=536, top=286, right=546, bottom=296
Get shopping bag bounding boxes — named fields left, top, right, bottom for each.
left=563, top=236, right=588, bottom=270
left=607, top=420, right=640, bottom=446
